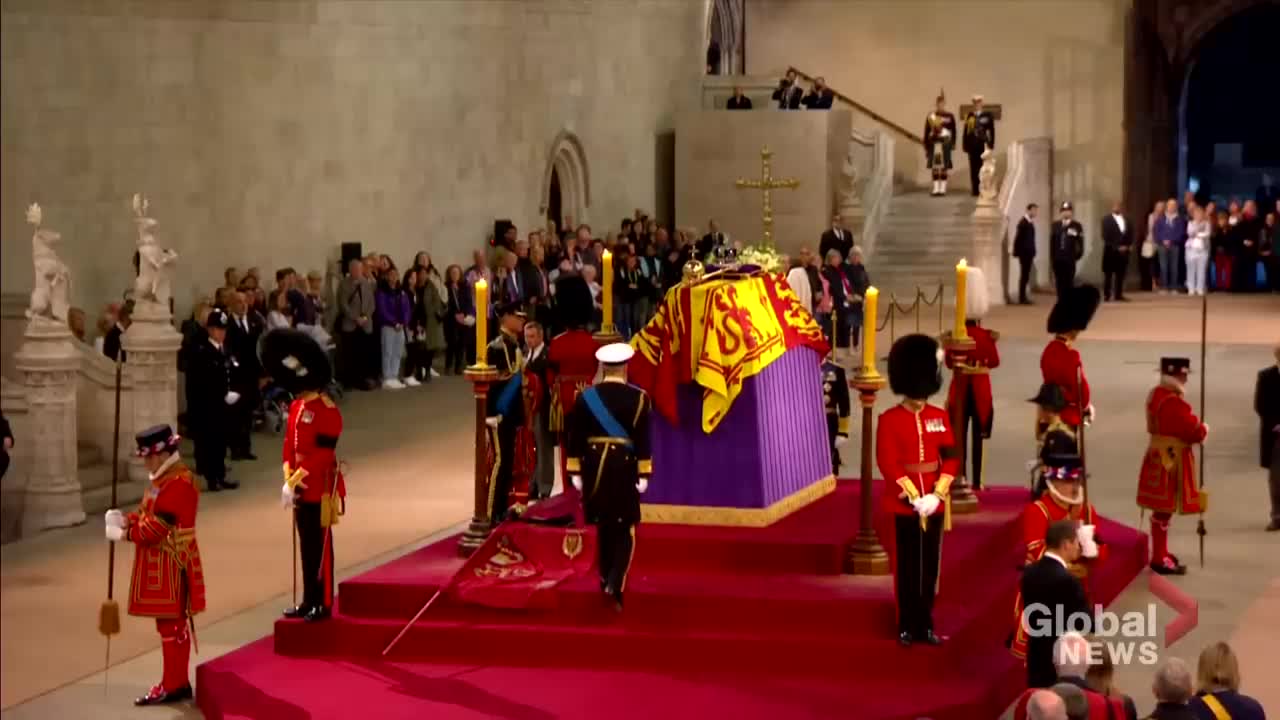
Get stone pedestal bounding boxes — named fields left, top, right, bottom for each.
left=13, top=317, right=86, bottom=533
left=121, top=301, right=182, bottom=484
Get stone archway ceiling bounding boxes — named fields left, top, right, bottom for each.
left=1154, top=0, right=1277, bottom=65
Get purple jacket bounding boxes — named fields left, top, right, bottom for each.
left=375, top=287, right=411, bottom=328
left=1153, top=213, right=1187, bottom=246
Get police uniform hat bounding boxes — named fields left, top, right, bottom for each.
left=206, top=307, right=230, bottom=329
left=259, top=327, right=332, bottom=393
left=596, top=342, right=634, bottom=367
left=554, top=274, right=594, bottom=329
left=135, top=424, right=180, bottom=457
left=1046, top=284, right=1101, bottom=335
left=496, top=300, right=527, bottom=319
left=1160, top=357, right=1192, bottom=375
left=1059, top=201, right=1073, bottom=212
left=1028, top=383, right=1068, bottom=412
left=887, top=333, right=942, bottom=399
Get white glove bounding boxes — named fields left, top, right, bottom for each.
left=104, top=509, right=125, bottom=529
left=914, top=494, right=941, bottom=517
left=485, top=416, right=500, bottom=428
left=637, top=478, right=649, bottom=494
left=1202, top=423, right=1210, bottom=437
left=1077, top=524, right=1099, bottom=558
left=571, top=475, right=582, bottom=491
left=280, top=482, right=295, bottom=509
left=224, top=391, right=241, bottom=406
left=834, top=434, right=849, bottom=448
left=1083, top=403, right=1096, bottom=425
left=105, top=524, right=124, bottom=542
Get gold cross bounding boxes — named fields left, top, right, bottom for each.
left=735, top=146, right=800, bottom=250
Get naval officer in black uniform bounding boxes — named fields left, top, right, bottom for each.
left=962, top=94, right=996, bottom=196
left=566, top=342, right=653, bottom=611
left=484, top=301, right=527, bottom=525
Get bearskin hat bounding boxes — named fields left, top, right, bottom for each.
left=1046, top=284, right=1101, bottom=335
left=259, top=328, right=332, bottom=394
left=965, top=265, right=989, bottom=320
left=888, top=333, right=942, bottom=399
left=554, top=274, right=594, bottom=330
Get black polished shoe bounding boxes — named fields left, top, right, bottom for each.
left=205, top=481, right=221, bottom=492
left=302, top=605, right=332, bottom=623
left=1267, top=520, right=1280, bottom=532
left=919, top=630, right=944, bottom=646
left=135, top=683, right=193, bottom=706
left=219, top=477, right=240, bottom=490
left=897, top=631, right=913, bottom=647
left=283, top=604, right=312, bottom=619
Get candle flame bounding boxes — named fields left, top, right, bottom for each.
left=603, top=249, right=612, bottom=259
left=475, top=278, right=487, bottom=289
left=865, top=286, right=878, bottom=297
left=958, top=258, right=968, bottom=268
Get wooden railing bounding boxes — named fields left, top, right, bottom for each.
left=787, top=67, right=922, bottom=149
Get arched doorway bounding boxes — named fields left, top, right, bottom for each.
left=540, top=130, right=591, bottom=235
left=1177, top=3, right=1280, bottom=201
left=707, top=0, right=744, bottom=75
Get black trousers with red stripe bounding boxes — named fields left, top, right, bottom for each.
left=295, top=502, right=334, bottom=609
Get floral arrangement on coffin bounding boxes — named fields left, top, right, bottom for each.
left=701, top=245, right=785, bottom=275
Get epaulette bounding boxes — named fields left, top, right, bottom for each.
left=989, top=329, right=1001, bottom=341
left=319, top=394, right=336, bottom=408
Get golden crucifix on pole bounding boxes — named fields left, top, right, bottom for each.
left=735, top=146, right=800, bottom=250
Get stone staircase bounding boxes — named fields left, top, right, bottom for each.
left=866, top=190, right=978, bottom=301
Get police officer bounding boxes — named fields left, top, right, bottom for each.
left=1050, top=201, right=1085, bottom=299
left=485, top=302, right=527, bottom=524
left=185, top=307, right=239, bottom=491
left=566, top=343, right=653, bottom=611
left=263, top=328, right=346, bottom=622
left=962, top=94, right=996, bottom=197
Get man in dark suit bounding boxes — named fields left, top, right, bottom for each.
left=103, top=301, right=133, bottom=362
left=1050, top=202, right=1085, bottom=299
left=226, top=291, right=265, bottom=461
left=726, top=86, right=752, bottom=110
left=1101, top=200, right=1133, bottom=302
left=1020, top=519, right=1089, bottom=689
left=1013, top=203, right=1039, bottom=304
left=698, top=219, right=727, bottom=259
left=819, top=214, right=854, bottom=263
left=523, top=320, right=554, bottom=500
left=771, top=70, right=803, bottom=110
left=801, top=77, right=834, bottom=109
left=1257, top=344, right=1280, bottom=532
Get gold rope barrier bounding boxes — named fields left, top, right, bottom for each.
left=873, top=284, right=944, bottom=344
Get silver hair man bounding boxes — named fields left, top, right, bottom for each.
left=1026, top=689, right=1068, bottom=720
left=1053, top=631, right=1092, bottom=680
left=1152, top=657, right=1194, bottom=705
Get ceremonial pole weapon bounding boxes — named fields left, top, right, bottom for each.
left=1077, top=365, right=1089, bottom=511
left=98, top=355, right=124, bottom=692
left=1197, top=289, right=1208, bottom=568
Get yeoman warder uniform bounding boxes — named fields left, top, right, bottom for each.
left=1138, top=357, right=1208, bottom=576
left=1040, top=284, right=1100, bottom=432
left=1009, top=430, right=1106, bottom=670
left=945, top=264, right=1000, bottom=489
left=566, top=343, right=653, bottom=610
left=877, top=334, right=959, bottom=646
left=1028, top=382, right=1072, bottom=498
left=263, top=328, right=346, bottom=622
left=104, top=424, right=206, bottom=706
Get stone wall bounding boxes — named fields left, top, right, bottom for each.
left=746, top=0, right=1127, bottom=281
left=1, top=0, right=706, bottom=321
left=675, top=110, right=850, bottom=258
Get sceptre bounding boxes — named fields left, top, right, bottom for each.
left=1196, top=289, right=1208, bottom=568
left=97, top=356, right=125, bottom=690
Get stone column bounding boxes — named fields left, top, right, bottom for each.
left=13, top=317, right=85, bottom=533
left=121, top=300, right=183, bottom=484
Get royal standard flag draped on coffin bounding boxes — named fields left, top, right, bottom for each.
left=630, top=272, right=828, bottom=433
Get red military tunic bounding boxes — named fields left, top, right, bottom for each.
left=126, top=460, right=206, bottom=619
left=1040, top=335, right=1090, bottom=427
left=876, top=402, right=961, bottom=522
left=947, top=322, right=1000, bottom=433
left=1009, top=495, right=1107, bottom=659
left=284, top=391, right=346, bottom=513
left=1137, top=383, right=1207, bottom=514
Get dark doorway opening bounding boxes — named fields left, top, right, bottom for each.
left=547, top=167, right=563, bottom=236
left=1179, top=3, right=1280, bottom=203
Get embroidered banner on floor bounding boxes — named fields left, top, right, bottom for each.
left=448, top=510, right=595, bottom=610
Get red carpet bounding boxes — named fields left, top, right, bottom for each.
left=196, top=483, right=1147, bottom=720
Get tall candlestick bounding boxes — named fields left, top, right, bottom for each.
left=954, top=259, right=968, bottom=339
left=862, top=286, right=879, bottom=374
left=474, top=278, right=488, bottom=365
left=601, top=249, right=614, bottom=333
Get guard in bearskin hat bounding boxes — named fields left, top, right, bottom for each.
left=262, top=328, right=345, bottom=622
left=1040, top=284, right=1100, bottom=432
left=877, top=334, right=960, bottom=646
left=1008, top=429, right=1105, bottom=676
left=945, top=263, right=1000, bottom=489
left=104, top=424, right=207, bottom=705
left=547, top=274, right=603, bottom=487
left=1138, top=357, right=1209, bottom=575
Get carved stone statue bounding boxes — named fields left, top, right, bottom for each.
left=978, top=148, right=999, bottom=204
left=25, top=203, right=72, bottom=324
left=131, top=193, right=179, bottom=310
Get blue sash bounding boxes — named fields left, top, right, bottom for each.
left=496, top=371, right=522, bottom=417
left=581, top=387, right=632, bottom=446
